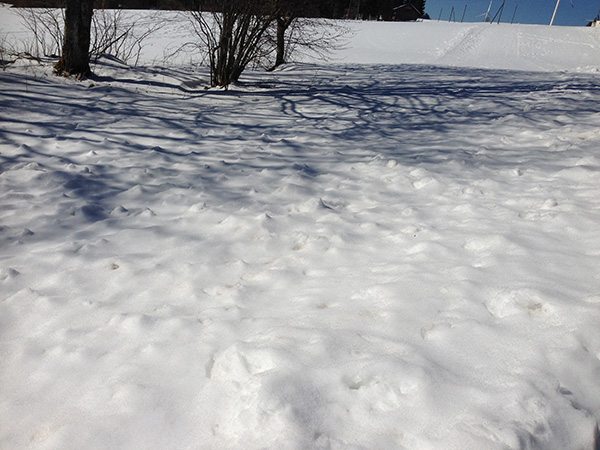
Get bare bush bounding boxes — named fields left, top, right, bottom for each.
left=15, top=6, right=164, bottom=65
left=185, top=0, right=276, bottom=87
left=265, top=17, right=348, bottom=69
left=91, top=9, right=165, bottom=65
left=15, top=8, right=64, bottom=57
left=0, top=31, right=41, bottom=69
left=180, top=0, right=347, bottom=87
left=0, top=34, right=9, bottom=70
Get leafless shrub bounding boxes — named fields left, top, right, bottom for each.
left=15, top=8, right=64, bottom=57
left=90, top=9, right=165, bottom=65
left=0, top=32, right=39, bottom=70
left=15, top=7, right=164, bottom=65
left=0, top=34, right=9, bottom=70
left=177, top=1, right=349, bottom=87
left=265, top=17, right=349, bottom=68
left=184, top=1, right=276, bottom=87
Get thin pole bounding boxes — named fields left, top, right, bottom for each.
left=461, top=3, right=468, bottom=22
left=510, top=4, right=518, bottom=23
left=550, top=0, right=561, bottom=25
left=449, top=6, right=455, bottom=22
left=490, top=0, right=504, bottom=24
left=496, top=0, right=505, bottom=23
left=438, top=7, right=444, bottom=21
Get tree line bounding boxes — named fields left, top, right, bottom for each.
left=53, top=0, right=346, bottom=84
left=25, top=0, right=424, bottom=84
left=9, top=0, right=426, bottom=20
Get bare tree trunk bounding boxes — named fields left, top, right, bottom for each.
left=210, top=0, right=274, bottom=87
left=273, top=17, right=290, bottom=68
left=54, top=0, right=94, bottom=79
left=275, top=17, right=287, bottom=67
left=214, top=5, right=233, bottom=87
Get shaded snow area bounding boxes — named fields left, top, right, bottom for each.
left=2, top=61, right=600, bottom=449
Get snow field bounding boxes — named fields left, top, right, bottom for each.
left=1, top=61, right=600, bottom=448
left=1, top=8, right=600, bottom=449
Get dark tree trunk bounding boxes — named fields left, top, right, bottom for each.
left=275, top=17, right=287, bottom=68
left=208, top=0, right=274, bottom=87
left=213, top=10, right=233, bottom=86
left=54, top=0, right=94, bottom=79
left=271, top=16, right=292, bottom=70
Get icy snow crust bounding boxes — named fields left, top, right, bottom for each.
left=2, top=12, right=600, bottom=450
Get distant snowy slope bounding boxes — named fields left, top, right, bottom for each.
left=1, top=7, right=600, bottom=72
left=332, top=20, right=600, bottom=72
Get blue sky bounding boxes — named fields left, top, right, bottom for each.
left=423, top=0, right=600, bottom=26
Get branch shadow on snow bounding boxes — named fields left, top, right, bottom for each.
left=250, top=64, right=600, bottom=155
left=1, top=63, right=600, bottom=240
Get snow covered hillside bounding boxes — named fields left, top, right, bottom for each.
left=334, top=20, right=600, bottom=72
left=1, top=7, right=600, bottom=71
left=1, top=11, right=600, bottom=450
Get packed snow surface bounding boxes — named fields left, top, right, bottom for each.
left=1, top=10, right=600, bottom=450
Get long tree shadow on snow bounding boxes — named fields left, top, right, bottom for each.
left=255, top=64, right=600, bottom=158
left=2, top=63, right=600, bottom=235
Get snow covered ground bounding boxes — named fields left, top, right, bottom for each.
left=2, top=7, right=600, bottom=71
left=2, top=9, right=600, bottom=450
left=333, top=20, right=600, bottom=72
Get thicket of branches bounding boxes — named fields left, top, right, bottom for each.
left=185, top=0, right=274, bottom=87
left=181, top=0, right=346, bottom=87
left=14, top=5, right=163, bottom=65
left=8, top=0, right=426, bottom=20
left=0, top=33, right=11, bottom=70
left=10, top=0, right=345, bottom=83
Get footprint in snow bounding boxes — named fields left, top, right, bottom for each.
left=136, top=208, right=156, bottom=217
left=206, top=344, right=277, bottom=380
left=484, top=288, right=552, bottom=320
left=518, top=198, right=559, bottom=221
left=2, top=228, right=35, bottom=244
left=110, top=205, right=130, bottom=216
left=409, top=168, right=441, bottom=190
left=463, top=234, right=513, bottom=253
left=0, top=267, right=20, bottom=281
left=420, top=321, right=454, bottom=340
left=108, top=313, right=157, bottom=334
left=343, top=367, right=424, bottom=410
